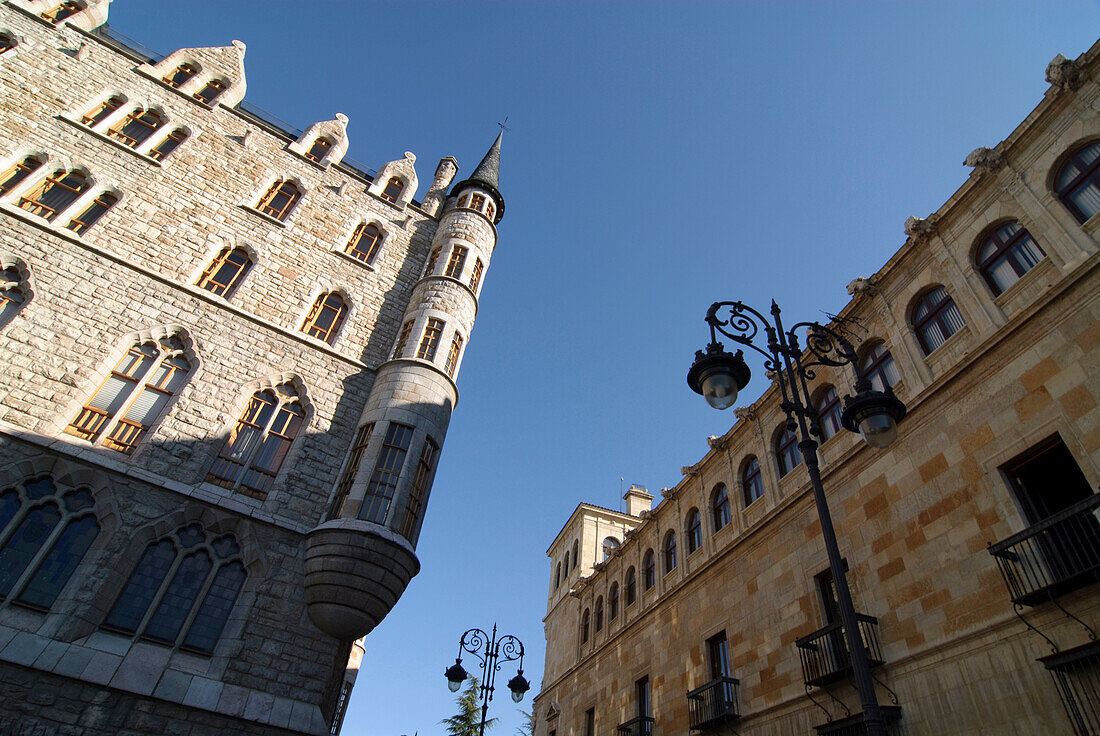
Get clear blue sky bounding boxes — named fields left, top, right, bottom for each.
left=109, top=2, right=1100, bottom=735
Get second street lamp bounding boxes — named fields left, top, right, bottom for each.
left=686, top=299, right=906, bottom=736
left=443, top=625, right=529, bottom=736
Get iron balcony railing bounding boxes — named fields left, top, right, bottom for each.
left=1039, top=640, right=1100, bottom=736
left=811, top=705, right=903, bottom=736
left=988, top=493, right=1100, bottom=606
left=616, top=716, right=654, bottom=736
left=687, top=676, right=740, bottom=731
left=796, top=614, right=885, bottom=688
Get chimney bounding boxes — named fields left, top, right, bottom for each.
left=623, top=484, right=654, bottom=517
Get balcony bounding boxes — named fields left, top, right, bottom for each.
left=616, top=716, right=654, bottom=736
left=812, top=706, right=903, bottom=736
left=687, top=676, right=740, bottom=731
left=796, top=614, right=885, bottom=688
left=1038, top=640, right=1100, bottom=736
left=988, top=494, right=1100, bottom=606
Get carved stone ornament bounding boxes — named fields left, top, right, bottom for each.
left=963, top=147, right=1005, bottom=172
left=680, top=465, right=698, bottom=478
left=1046, top=53, right=1083, bottom=91
left=638, top=509, right=654, bottom=520
left=707, top=434, right=728, bottom=450
left=545, top=703, right=561, bottom=721
left=904, top=216, right=937, bottom=242
left=733, top=406, right=757, bottom=422
left=846, top=277, right=877, bottom=297
left=663, top=485, right=680, bottom=499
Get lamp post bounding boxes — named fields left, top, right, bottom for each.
left=686, top=299, right=905, bottom=736
left=444, top=625, right=530, bottom=736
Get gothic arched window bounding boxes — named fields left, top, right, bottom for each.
left=256, top=179, right=301, bottom=221
left=66, top=336, right=192, bottom=454
left=19, top=169, right=90, bottom=221
left=775, top=428, right=802, bottom=478
left=197, top=247, right=252, bottom=298
left=346, top=223, right=383, bottom=264
left=102, top=524, right=246, bottom=654
left=711, top=483, right=730, bottom=532
left=1054, top=140, right=1100, bottom=223
left=686, top=508, right=702, bottom=554
left=207, top=384, right=305, bottom=496
left=0, top=476, right=99, bottom=610
left=0, top=155, right=44, bottom=195
left=380, top=177, right=404, bottom=203
left=305, top=137, right=332, bottom=163
left=911, top=286, right=965, bottom=354
left=977, top=221, right=1046, bottom=295
left=108, top=108, right=164, bottom=148
left=859, top=341, right=900, bottom=392
left=148, top=128, right=188, bottom=162
left=163, top=62, right=198, bottom=89
left=193, top=78, right=228, bottom=105
left=66, top=191, right=117, bottom=234
left=302, top=292, right=348, bottom=344
left=81, top=95, right=124, bottom=128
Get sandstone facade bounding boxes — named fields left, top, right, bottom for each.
left=536, top=39, right=1100, bottom=736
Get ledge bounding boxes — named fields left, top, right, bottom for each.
left=332, top=248, right=377, bottom=272
left=238, top=204, right=288, bottom=228
left=57, top=115, right=164, bottom=166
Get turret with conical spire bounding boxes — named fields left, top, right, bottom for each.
left=304, top=133, right=505, bottom=640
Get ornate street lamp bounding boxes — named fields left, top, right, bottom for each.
left=443, top=625, right=529, bottom=736
left=686, top=299, right=906, bottom=736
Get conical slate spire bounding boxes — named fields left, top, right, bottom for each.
left=452, top=131, right=505, bottom=223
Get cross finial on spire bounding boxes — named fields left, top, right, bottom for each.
left=497, top=115, right=511, bottom=134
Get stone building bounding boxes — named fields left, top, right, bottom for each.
left=0, top=1, right=505, bottom=733
left=534, top=40, right=1100, bottom=736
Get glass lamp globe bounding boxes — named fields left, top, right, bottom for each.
left=856, top=411, right=898, bottom=448
left=840, top=385, right=906, bottom=449
left=687, top=345, right=750, bottom=411
left=445, top=660, right=467, bottom=692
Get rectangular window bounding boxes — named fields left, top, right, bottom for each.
left=417, top=318, right=444, bottom=360
left=444, top=333, right=463, bottom=376
left=584, top=708, right=595, bottom=736
left=636, top=676, right=651, bottom=718
left=359, top=423, right=414, bottom=524
left=393, top=320, right=413, bottom=359
left=399, top=437, right=438, bottom=540
left=331, top=423, right=373, bottom=517
left=469, top=258, right=484, bottom=293
left=445, top=246, right=468, bottom=279
left=707, top=631, right=730, bottom=680
left=425, top=246, right=441, bottom=276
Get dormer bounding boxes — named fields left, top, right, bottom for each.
left=10, top=0, right=110, bottom=30
left=368, top=152, right=418, bottom=208
left=139, top=40, right=247, bottom=109
left=288, top=113, right=350, bottom=168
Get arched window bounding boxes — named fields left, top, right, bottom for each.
left=256, top=180, right=301, bottom=221
left=643, top=549, right=655, bottom=589
left=358, top=422, right=415, bottom=525
left=469, top=258, right=484, bottom=293
left=0, top=33, right=16, bottom=55
left=581, top=608, right=590, bottom=643
left=444, top=333, right=463, bottom=377
left=554, top=562, right=561, bottom=589
left=595, top=596, right=604, bottom=632
left=149, top=129, right=188, bottom=162
left=775, top=428, right=802, bottom=478
left=563, top=550, right=570, bottom=576
left=0, top=155, right=44, bottom=195
left=1054, top=140, right=1100, bottom=223
left=602, top=536, right=620, bottom=560
left=102, top=524, right=246, bottom=654
left=0, top=476, right=99, bottom=610
left=66, top=336, right=191, bottom=454
left=446, top=246, right=468, bottom=279
left=609, top=582, right=619, bottom=620
left=686, top=509, right=702, bottom=554
left=346, top=223, right=383, bottom=264
left=1, top=264, right=29, bottom=324
left=305, top=137, right=332, bottom=164
left=912, top=286, right=965, bottom=354
left=193, top=79, right=227, bottom=105
left=108, top=108, right=164, bottom=147
left=81, top=95, right=124, bottom=127
left=207, top=383, right=305, bottom=496
left=41, top=2, right=82, bottom=24
left=977, top=221, right=1046, bottom=295
left=416, top=318, right=445, bottom=360
left=197, top=247, right=252, bottom=298
left=163, top=63, right=198, bottom=89
left=663, top=531, right=677, bottom=573
left=380, top=177, right=404, bottom=203
left=742, top=456, right=763, bottom=505
left=19, top=169, right=90, bottom=221
left=711, top=483, right=730, bottom=532
left=859, top=341, right=900, bottom=392
left=302, top=292, right=348, bottom=344
left=625, top=566, right=637, bottom=604
left=572, top=540, right=579, bottom=568
left=66, top=191, right=117, bottom=234
left=815, top=386, right=843, bottom=441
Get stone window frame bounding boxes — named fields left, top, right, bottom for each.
left=774, top=426, right=802, bottom=479
left=242, top=175, right=307, bottom=227
left=337, top=220, right=387, bottom=268
left=469, top=257, right=485, bottom=295
left=663, top=530, right=677, bottom=574
left=304, top=136, right=333, bottom=164
left=398, top=435, right=439, bottom=544
left=69, top=93, right=193, bottom=164
left=0, top=153, right=46, bottom=197
left=456, top=188, right=496, bottom=222
left=301, top=290, right=351, bottom=345
left=857, top=339, right=901, bottom=393
left=0, top=30, right=18, bottom=55
left=625, top=565, right=637, bottom=604
left=741, top=456, right=763, bottom=507
left=416, top=317, right=446, bottom=361
left=643, top=548, right=655, bottom=590
left=1, top=253, right=33, bottom=327
left=192, top=77, right=229, bottom=106
left=608, top=581, right=619, bottom=621
left=445, top=244, right=469, bottom=280
left=1, top=153, right=123, bottom=237
left=40, top=1, right=84, bottom=24
left=594, top=595, right=604, bottom=632
left=379, top=176, right=406, bottom=204
left=813, top=385, right=843, bottom=443
left=1051, top=138, right=1100, bottom=225
left=711, top=483, right=731, bottom=532
left=973, top=219, right=1048, bottom=297
left=163, top=61, right=200, bottom=89
left=204, top=374, right=314, bottom=500
left=106, top=106, right=167, bottom=149
left=62, top=326, right=198, bottom=456
left=685, top=507, right=702, bottom=555
left=444, top=331, right=464, bottom=377
left=581, top=607, right=590, bottom=644
left=909, top=284, right=967, bottom=356
left=196, top=245, right=253, bottom=299
left=554, top=561, right=561, bottom=590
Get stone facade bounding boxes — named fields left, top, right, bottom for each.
left=0, top=2, right=504, bottom=734
left=535, top=40, right=1100, bottom=736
